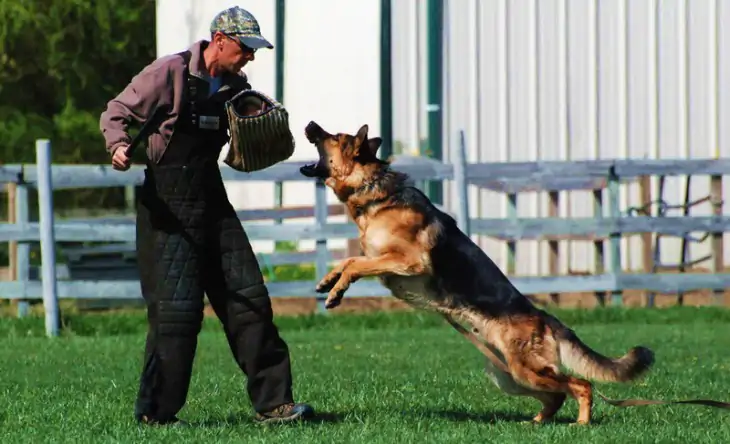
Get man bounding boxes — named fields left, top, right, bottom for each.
left=99, top=6, right=314, bottom=426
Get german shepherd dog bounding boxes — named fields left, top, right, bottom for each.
left=298, top=121, right=729, bottom=425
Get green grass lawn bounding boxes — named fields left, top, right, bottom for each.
left=1, top=307, right=730, bottom=443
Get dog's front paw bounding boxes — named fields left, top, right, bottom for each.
left=324, top=283, right=350, bottom=309
left=315, top=272, right=341, bottom=293
left=324, top=295, right=342, bottom=309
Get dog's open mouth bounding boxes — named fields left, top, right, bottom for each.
left=300, top=121, right=329, bottom=178
left=299, top=161, right=326, bottom=177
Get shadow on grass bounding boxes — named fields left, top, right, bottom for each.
left=191, top=411, right=348, bottom=428
left=405, top=408, right=602, bottom=425
left=137, top=407, right=602, bottom=428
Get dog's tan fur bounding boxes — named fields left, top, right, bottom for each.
left=299, top=121, right=655, bottom=425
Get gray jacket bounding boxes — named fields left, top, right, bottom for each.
left=99, top=40, right=250, bottom=163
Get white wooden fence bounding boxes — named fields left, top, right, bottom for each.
left=1, top=138, right=729, bottom=337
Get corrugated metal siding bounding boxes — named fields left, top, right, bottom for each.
left=392, top=0, right=730, bottom=276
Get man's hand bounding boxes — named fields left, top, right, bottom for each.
left=112, top=145, right=131, bottom=171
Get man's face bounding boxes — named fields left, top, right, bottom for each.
left=213, top=31, right=256, bottom=73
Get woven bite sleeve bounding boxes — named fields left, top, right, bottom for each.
left=224, top=89, right=295, bottom=173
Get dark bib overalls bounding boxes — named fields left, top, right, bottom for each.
left=133, top=51, right=294, bottom=421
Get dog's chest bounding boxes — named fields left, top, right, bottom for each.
left=380, top=274, right=439, bottom=308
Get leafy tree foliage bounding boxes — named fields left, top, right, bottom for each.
left=0, top=0, right=157, bottom=210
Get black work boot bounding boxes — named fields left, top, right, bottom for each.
left=254, top=402, right=315, bottom=424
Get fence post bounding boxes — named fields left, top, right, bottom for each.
left=638, top=175, right=654, bottom=307
left=379, top=0, right=394, bottom=160
left=592, top=188, right=606, bottom=306
left=607, top=166, right=623, bottom=306
left=314, top=179, right=329, bottom=314
left=454, top=130, right=470, bottom=236
left=7, top=183, right=16, bottom=290
left=124, top=185, right=136, bottom=215
left=273, top=0, right=286, bottom=230
left=710, top=174, right=725, bottom=306
left=36, top=139, right=60, bottom=337
left=15, top=179, right=31, bottom=317
left=425, top=0, right=444, bottom=205
left=506, top=194, right=517, bottom=275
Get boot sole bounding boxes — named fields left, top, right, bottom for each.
left=254, top=410, right=307, bottom=425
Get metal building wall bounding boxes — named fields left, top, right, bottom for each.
left=392, top=0, right=730, bottom=276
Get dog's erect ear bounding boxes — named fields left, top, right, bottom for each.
left=354, top=124, right=383, bottom=159
left=366, top=137, right=382, bottom=157
left=355, top=124, right=369, bottom=143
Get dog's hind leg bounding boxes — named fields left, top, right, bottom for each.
left=482, top=356, right=568, bottom=424
left=507, top=360, right=593, bottom=425
left=530, top=391, right=567, bottom=424
left=483, top=356, right=568, bottom=424
left=444, top=313, right=570, bottom=424
left=465, top=315, right=593, bottom=425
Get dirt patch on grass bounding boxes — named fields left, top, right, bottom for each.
left=258, top=266, right=730, bottom=316
left=251, top=288, right=730, bottom=318
left=269, top=264, right=730, bottom=315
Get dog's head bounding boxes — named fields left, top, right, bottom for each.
left=299, top=121, right=385, bottom=184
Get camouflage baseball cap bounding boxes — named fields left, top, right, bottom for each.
left=210, top=6, right=274, bottom=50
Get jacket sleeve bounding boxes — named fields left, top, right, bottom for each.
left=99, top=58, right=172, bottom=155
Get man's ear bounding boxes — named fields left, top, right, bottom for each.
left=366, top=137, right=382, bottom=157
left=211, top=31, right=225, bottom=46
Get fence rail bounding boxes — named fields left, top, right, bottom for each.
left=1, top=138, right=728, bottom=336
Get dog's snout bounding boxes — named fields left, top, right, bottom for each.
left=305, top=121, right=320, bottom=139
left=305, top=121, right=329, bottom=144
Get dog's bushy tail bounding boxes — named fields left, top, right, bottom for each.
left=557, top=328, right=655, bottom=383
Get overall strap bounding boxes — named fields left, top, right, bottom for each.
left=175, top=50, right=202, bottom=128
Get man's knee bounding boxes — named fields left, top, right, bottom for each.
left=157, top=300, right=205, bottom=336
left=218, top=218, right=265, bottom=277
left=228, top=283, right=274, bottom=325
